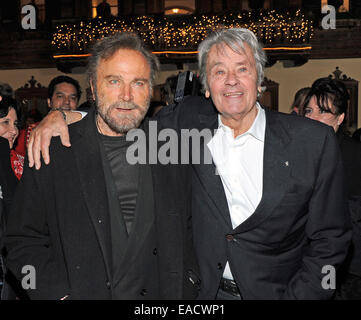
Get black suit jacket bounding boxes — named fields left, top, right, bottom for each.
left=337, top=132, right=361, bottom=197
left=337, top=132, right=361, bottom=277
left=0, top=137, right=18, bottom=257
left=4, top=108, right=199, bottom=300
left=0, top=137, right=18, bottom=231
left=158, top=96, right=352, bottom=300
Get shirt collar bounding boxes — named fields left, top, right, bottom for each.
left=217, top=102, right=266, bottom=142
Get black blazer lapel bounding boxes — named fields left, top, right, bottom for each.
left=232, top=108, right=292, bottom=233
left=70, top=110, right=113, bottom=280
left=192, top=112, right=233, bottom=228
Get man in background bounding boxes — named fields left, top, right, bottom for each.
left=47, top=75, right=81, bottom=111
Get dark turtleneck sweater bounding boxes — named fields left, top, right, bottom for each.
left=97, top=133, right=139, bottom=235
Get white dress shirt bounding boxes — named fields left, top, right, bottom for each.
left=207, top=103, right=266, bottom=280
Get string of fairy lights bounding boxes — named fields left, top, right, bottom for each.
left=52, top=10, right=314, bottom=54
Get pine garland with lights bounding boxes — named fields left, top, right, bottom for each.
left=52, top=10, right=313, bottom=54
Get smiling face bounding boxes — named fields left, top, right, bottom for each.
left=48, top=82, right=79, bottom=110
left=0, top=107, right=19, bottom=148
left=206, top=42, right=260, bottom=133
left=93, top=48, right=151, bottom=136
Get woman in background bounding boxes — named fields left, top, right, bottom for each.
left=0, top=96, right=20, bottom=220
left=302, top=77, right=361, bottom=300
left=0, top=95, right=26, bottom=300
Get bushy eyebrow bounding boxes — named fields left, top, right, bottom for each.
left=133, top=78, right=149, bottom=83
left=104, top=75, right=149, bottom=83
left=104, top=75, right=121, bottom=80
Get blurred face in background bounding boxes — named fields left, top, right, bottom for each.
left=48, top=82, right=79, bottom=111
left=0, top=107, right=19, bottom=148
left=304, top=95, right=345, bottom=132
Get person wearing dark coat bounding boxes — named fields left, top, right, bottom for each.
left=156, top=29, right=351, bottom=300
left=303, top=77, right=361, bottom=299
left=0, top=137, right=18, bottom=225
left=157, top=94, right=351, bottom=299
left=0, top=96, right=19, bottom=260
left=0, top=96, right=28, bottom=300
left=4, top=33, right=200, bottom=300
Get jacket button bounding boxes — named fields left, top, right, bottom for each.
left=140, top=289, right=147, bottom=296
left=153, top=248, right=157, bottom=255
left=217, top=263, right=223, bottom=270
left=106, top=281, right=111, bottom=289
left=226, top=234, right=234, bottom=241
left=187, top=270, right=201, bottom=289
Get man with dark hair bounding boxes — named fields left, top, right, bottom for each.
left=4, top=33, right=199, bottom=300
left=47, top=75, right=82, bottom=111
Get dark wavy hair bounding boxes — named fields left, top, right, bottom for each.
left=0, top=96, right=18, bottom=119
left=48, top=76, right=82, bottom=101
left=303, top=77, right=349, bottom=116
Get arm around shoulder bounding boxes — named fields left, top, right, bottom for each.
left=27, top=109, right=86, bottom=170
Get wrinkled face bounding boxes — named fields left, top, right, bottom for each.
left=206, top=43, right=260, bottom=126
left=304, top=95, right=345, bottom=132
left=48, top=82, right=79, bottom=110
left=93, top=48, right=151, bottom=136
left=0, top=108, right=19, bottom=148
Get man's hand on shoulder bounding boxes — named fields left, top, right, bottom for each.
left=27, top=110, right=83, bottom=170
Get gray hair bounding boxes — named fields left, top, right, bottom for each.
left=87, top=32, right=159, bottom=89
left=198, top=28, right=267, bottom=91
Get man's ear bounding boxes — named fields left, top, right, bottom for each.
left=47, top=98, right=51, bottom=108
left=205, top=90, right=210, bottom=98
